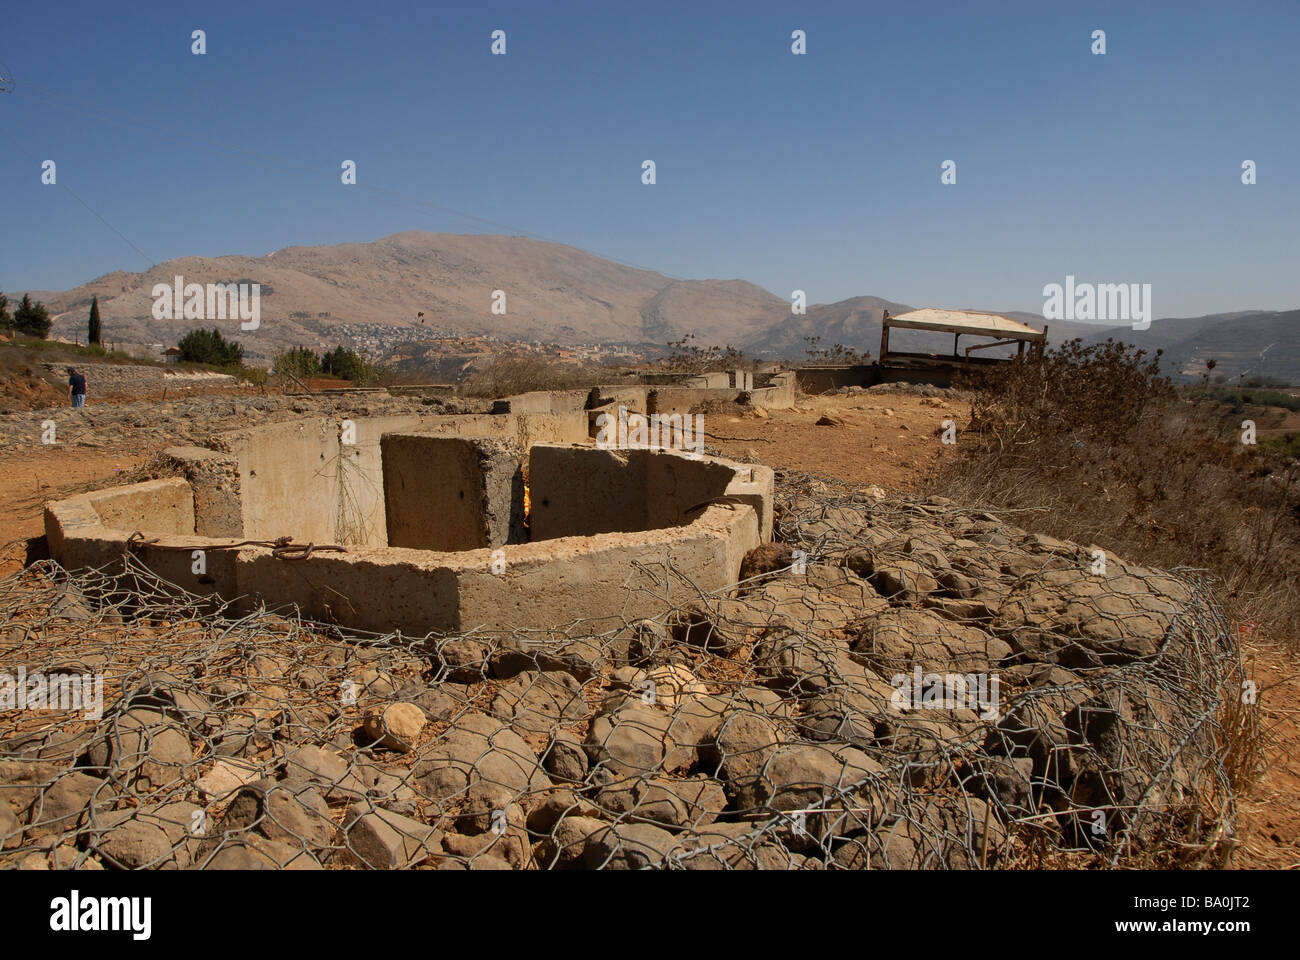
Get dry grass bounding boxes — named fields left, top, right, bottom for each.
left=926, top=339, right=1299, bottom=646
left=456, top=356, right=606, bottom=398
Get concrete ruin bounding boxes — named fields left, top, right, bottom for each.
left=44, top=406, right=773, bottom=635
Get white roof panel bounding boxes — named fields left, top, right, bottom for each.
left=888, top=309, right=1045, bottom=340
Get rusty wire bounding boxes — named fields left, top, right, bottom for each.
left=0, top=469, right=1247, bottom=869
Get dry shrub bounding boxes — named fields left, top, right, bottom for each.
left=456, top=356, right=604, bottom=398
left=927, top=339, right=1299, bottom=645
left=660, top=333, right=749, bottom=374
left=924, top=340, right=1289, bottom=803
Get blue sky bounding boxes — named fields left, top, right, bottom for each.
left=1, top=0, right=1296, bottom=318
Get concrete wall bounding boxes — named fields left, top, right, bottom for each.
left=590, top=387, right=650, bottom=414
left=451, top=504, right=757, bottom=632
left=384, top=436, right=486, bottom=551
left=497, top=391, right=590, bottom=414
left=232, top=500, right=758, bottom=634
left=84, top=478, right=195, bottom=537
left=159, top=446, right=243, bottom=537
left=750, top=371, right=796, bottom=408
left=217, top=416, right=411, bottom=548
left=212, top=411, right=587, bottom=548
left=44, top=422, right=771, bottom=635
left=586, top=377, right=796, bottom=416
left=640, top=449, right=737, bottom=527
left=795, top=365, right=876, bottom=394
left=44, top=478, right=196, bottom=567
left=530, top=446, right=647, bottom=539
left=42, top=478, right=224, bottom=599
left=382, top=435, right=524, bottom=550
left=682, top=372, right=731, bottom=389
left=46, top=497, right=760, bottom=634
left=529, top=444, right=773, bottom=543
left=648, top=388, right=725, bottom=415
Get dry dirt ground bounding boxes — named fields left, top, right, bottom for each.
left=0, top=447, right=146, bottom=551
left=0, top=384, right=1294, bottom=869
left=707, top=392, right=965, bottom=490
left=1233, top=640, right=1300, bottom=868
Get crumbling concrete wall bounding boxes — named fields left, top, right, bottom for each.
left=642, top=449, right=773, bottom=538
left=215, top=416, right=410, bottom=548
left=495, top=391, right=589, bottom=414
left=44, top=422, right=770, bottom=635
left=647, top=388, right=717, bottom=415
left=529, top=445, right=773, bottom=542
left=42, top=476, right=208, bottom=587
left=211, top=412, right=587, bottom=548
left=750, top=371, right=795, bottom=408
left=159, top=446, right=243, bottom=537
left=382, top=435, right=524, bottom=550
left=234, top=501, right=757, bottom=633
left=83, top=478, right=195, bottom=537
left=529, top=446, right=648, bottom=539
left=43, top=478, right=197, bottom=573
left=794, top=365, right=875, bottom=394
left=590, top=387, right=650, bottom=412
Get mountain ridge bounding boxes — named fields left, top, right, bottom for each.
left=27, top=230, right=1298, bottom=380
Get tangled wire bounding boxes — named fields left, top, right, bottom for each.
left=0, top=470, right=1249, bottom=869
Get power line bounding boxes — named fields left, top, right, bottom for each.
left=58, top=182, right=156, bottom=267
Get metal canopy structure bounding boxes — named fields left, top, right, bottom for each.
left=879, top=308, right=1047, bottom=371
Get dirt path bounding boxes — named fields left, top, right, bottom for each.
left=1232, top=640, right=1300, bottom=868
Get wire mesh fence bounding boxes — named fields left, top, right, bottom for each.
left=0, top=469, right=1248, bottom=869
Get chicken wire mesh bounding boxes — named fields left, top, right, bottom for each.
left=0, top=469, right=1247, bottom=869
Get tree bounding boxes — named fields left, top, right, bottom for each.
left=0, top=291, right=10, bottom=335
left=321, top=345, right=367, bottom=381
left=272, top=346, right=321, bottom=379
left=88, top=296, right=102, bottom=345
left=13, top=294, right=52, bottom=339
left=177, top=327, right=244, bottom=367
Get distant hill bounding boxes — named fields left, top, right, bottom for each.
left=33, top=232, right=789, bottom=363
left=1073, top=310, right=1300, bottom=383
left=744, top=296, right=913, bottom=358
left=26, top=231, right=1296, bottom=380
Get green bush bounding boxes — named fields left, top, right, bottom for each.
left=178, top=328, right=244, bottom=367
left=322, top=346, right=367, bottom=381
left=13, top=294, right=52, bottom=339
left=1261, top=433, right=1300, bottom=458
left=273, top=346, right=322, bottom=379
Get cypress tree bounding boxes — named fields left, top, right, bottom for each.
left=88, top=296, right=102, bottom=346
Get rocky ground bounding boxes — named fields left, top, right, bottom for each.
left=0, top=470, right=1243, bottom=869
left=0, top=381, right=1288, bottom=869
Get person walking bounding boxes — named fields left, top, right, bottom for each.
left=67, top=367, right=86, bottom=408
